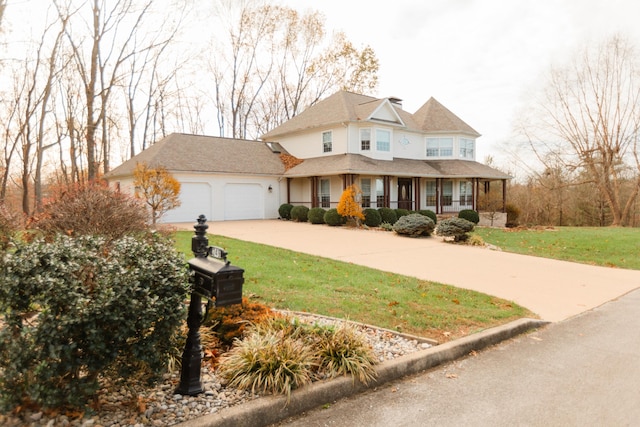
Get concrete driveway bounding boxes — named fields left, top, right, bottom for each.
left=172, top=219, right=640, bottom=322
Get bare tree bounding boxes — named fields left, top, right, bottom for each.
left=518, top=35, right=640, bottom=226
left=210, top=1, right=379, bottom=139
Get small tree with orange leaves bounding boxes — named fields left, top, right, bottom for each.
left=133, top=163, right=181, bottom=225
left=337, top=184, right=365, bottom=227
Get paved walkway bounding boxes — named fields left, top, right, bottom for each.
left=172, top=220, right=640, bottom=322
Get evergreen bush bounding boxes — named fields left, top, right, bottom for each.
left=278, top=203, right=294, bottom=220
left=378, top=207, right=397, bottom=225
left=324, top=208, right=346, bottom=226
left=418, top=209, right=437, bottom=224
left=394, top=208, right=410, bottom=219
left=392, top=213, right=435, bottom=237
left=436, top=217, right=476, bottom=242
left=308, top=207, right=327, bottom=224
left=290, top=205, right=310, bottom=222
left=458, top=209, right=480, bottom=224
left=0, top=234, right=189, bottom=410
left=363, top=208, right=382, bottom=227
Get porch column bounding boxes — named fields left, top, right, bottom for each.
left=472, top=178, right=478, bottom=211
left=436, top=178, right=441, bottom=214
left=502, top=179, right=507, bottom=212
left=383, top=176, right=391, bottom=208
left=310, top=176, right=319, bottom=208
left=342, top=174, right=356, bottom=189
left=287, top=178, right=292, bottom=204
left=414, top=177, right=421, bottom=211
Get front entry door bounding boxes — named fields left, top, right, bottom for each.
left=398, top=178, right=412, bottom=210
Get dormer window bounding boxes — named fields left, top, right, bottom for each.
left=322, top=131, right=332, bottom=153
left=426, top=137, right=453, bottom=157
left=460, top=138, right=475, bottom=159
left=360, top=128, right=371, bottom=151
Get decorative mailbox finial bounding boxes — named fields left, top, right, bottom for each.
left=192, top=215, right=209, bottom=258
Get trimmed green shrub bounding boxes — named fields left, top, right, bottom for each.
left=0, top=234, right=190, bottom=410
left=290, top=205, right=309, bottom=222
left=437, top=217, right=476, bottom=242
left=392, top=213, right=435, bottom=237
left=380, top=222, right=393, bottom=231
left=363, top=208, right=382, bottom=227
left=505, top=203, right=521, bottom=228
left=308, top=207, right=327, bottom=224
left=394, top=208, right=410, bottom=220
left=418, top=209, right=437, bottom=224
left=378, top=207, right=397, bottom=225
left=324, top=208, right=346, bottom=226
left=278, top=203, right=294, bottom=220
left=458, top=209, right=480, bottom=224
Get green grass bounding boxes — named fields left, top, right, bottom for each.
left=174, top=231, right=532, bottom=342
left=474, top=227, right=640, bottom=270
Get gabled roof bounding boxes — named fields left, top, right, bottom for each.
left=105, top=133, right=285, bottom=178
left=413, top=97, right=480, bottom=137
left=282, top=154, right=511, bottom=180
left=260, top=90, right=479, bottom=140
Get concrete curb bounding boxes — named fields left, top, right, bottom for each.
left=178, top=318, right=549, bottom=427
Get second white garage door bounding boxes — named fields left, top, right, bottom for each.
left=224, top=183, right=264, bottom=220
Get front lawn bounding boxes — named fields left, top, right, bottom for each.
left=173, top=231, right=533, bottom=342
left=474, top=226, right=640, bottom=270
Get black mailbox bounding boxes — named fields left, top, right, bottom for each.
left=188, top=256, right=244, bottom=307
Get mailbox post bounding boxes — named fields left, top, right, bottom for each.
left=176, top=215, right=244, bottom=395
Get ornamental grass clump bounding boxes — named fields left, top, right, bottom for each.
left=217, top=330, right=316, bottom=399
left=316, top=322, right=378, bottom=385
left=217, top=316, right=378, bottom=400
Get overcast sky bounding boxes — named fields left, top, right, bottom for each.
left=280, top=0, right=640, bottom=162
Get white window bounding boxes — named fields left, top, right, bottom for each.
left=375, top=177, right=385, bottom=206
left=442, top=180, right=453, bottom=206
left=460, top=138, right=475, bottom=159
left=320, top=179, right=330, bottom=208
left=460, top=181, right=473, bottom=205
left=360, top=178, right=371, bottom=207
left=425, top=180, right=437, bottom=206
left=376, top=129, right=391, bottom=152
left=360, top=128, right=371, bottom=151
left=322, top=131, right=332, bottom=153
left=426, top=137, right=453, bottom=157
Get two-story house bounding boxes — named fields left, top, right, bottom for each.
left=106, top=90, right=510, bottom=223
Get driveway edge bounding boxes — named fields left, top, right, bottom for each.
left=178, top=318, right=549, bottom=427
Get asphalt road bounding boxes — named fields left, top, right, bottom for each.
left=272, top=288, right=640, bottom=427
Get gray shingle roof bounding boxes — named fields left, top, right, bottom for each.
left=282, top=154, right=511, bottom=179
left=260, top=91, right=480, bottom=139
left=105, top=133, right=286, bottom=178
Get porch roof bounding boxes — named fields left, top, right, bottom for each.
left=282, top=154, right=511, bottom=180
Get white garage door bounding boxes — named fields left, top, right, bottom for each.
left=224, top=183, right=263, bottom=220
left=162, top=182, right=212, bottom=223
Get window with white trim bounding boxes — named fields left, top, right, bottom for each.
left=426, top=137, right=453, bottom=157
left=375, top=178, right=385, bottom=206
left=376, top=129, right=390, bottom=152
left=360, top=178, right=371, bottom=207
left=322, top=131, right=332, bottom=153
left=442, top=180, right=453, bottom=206
left=320, top=179, right=330, bottom=208
left=425, top=180, right=437, bottom=206
left=360, top=128, right=371, bottom=151
left=459, top=138, right=475, bottom=159
left=460, top=181, right=473, bottom=205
